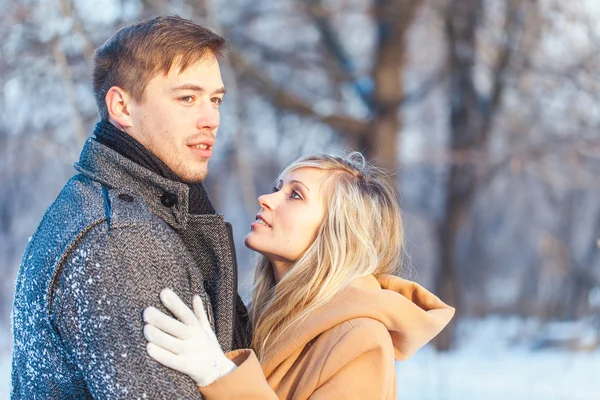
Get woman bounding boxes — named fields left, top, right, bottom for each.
left=142, top=152, right=454, bottom=399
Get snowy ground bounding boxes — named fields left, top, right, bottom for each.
left=396, top=316, right=600, bottom=400
left=396, top=345, right=600, bottom=400
left=0, top=338, right=10, bottom=400
left=1, top=316, right=599, bottom=399
left=0, top=362, right=8, bottom=399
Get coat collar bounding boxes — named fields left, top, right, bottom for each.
left=74, top=138, right=192, bottom=230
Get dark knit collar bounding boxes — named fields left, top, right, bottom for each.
left=93, top=120, right=215, bottom=215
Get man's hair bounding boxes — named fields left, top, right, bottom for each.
left=250, top=152, right=406, bottom=360
left=92, top=15, right=226, bottom=120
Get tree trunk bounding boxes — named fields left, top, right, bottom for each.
left=364, top=0, right=424, bottom=171
left=434, top=0, right=484, bottom=351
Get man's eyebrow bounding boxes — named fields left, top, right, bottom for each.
left=170, top=84, right=226, bottom=95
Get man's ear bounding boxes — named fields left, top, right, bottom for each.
left=105, top=86, right=133, bottom=129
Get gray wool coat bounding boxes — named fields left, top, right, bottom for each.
left=11, top=138, right=246, bottom=399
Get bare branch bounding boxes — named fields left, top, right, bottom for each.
left=391, top=70, right=447, bottom=108
left=480, top=0, right=539, bottom=145
left=57, top=0, right=96, bottom=66
left=303, top=0, right=373, bottom=106
left=479, top=137, right=600, bottom=190
left=227, top=47, right=369, bottom=138
left=51, top=37, right=87, bottom=145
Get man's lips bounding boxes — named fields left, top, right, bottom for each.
left=188, top=138, right=215, bottom=150
left=188, top=138, right=215, bottom=157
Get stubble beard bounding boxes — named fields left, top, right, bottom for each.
left=176, top=159, right=209, bottom=184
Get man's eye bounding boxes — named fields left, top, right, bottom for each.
left=211, top=97, right=223, bottom=105
left=180, top=96, right=194, bottom=103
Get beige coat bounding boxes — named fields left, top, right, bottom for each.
left=200, top=274, right=455, bottom=399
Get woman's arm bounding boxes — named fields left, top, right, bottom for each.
left=198, top=349, right=278, bottom=399
left=144, top=289, right=278, bottom=399
left=144, top=291, right=396, bottom=400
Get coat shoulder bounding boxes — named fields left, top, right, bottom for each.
left=321, top=317, right=393, bottom=354
left=60, top=173, right=173, bottom=233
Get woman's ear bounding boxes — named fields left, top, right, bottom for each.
left=105, top=86, right=133, bottom=129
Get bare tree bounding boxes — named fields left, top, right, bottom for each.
left=433, top=0, right=539, bottom=350
left=218, top=0, right=426, bottom=171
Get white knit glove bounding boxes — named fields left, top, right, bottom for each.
left=143, top=289, right=237, bottom=387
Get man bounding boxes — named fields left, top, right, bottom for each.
left=11, top=16, right=250, bottom=399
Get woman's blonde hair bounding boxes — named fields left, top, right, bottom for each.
left=250, top=152, right=405, bottom=360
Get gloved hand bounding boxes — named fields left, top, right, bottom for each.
left=143, top=288, right=237, bottom=387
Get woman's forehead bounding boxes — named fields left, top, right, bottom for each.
left=280, top=167, right=331, bottom=191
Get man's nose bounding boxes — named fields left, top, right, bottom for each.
left=196, top=100, right=220, bottom=131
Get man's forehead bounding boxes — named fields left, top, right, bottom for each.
left=148, top=61, right=221, bottom=90
left=169, top=53, right=220, bottom=76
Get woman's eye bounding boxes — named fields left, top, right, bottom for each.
left=271, top=184, right=300, bottom=199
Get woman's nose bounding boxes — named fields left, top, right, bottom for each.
left=257, top=192, right=277, bottom=210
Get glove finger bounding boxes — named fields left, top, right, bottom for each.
left=143, top=306, right=189, bottom=339
left=160, top=288, right=199, bottom=327
left=146, top=342, right=186, bottom=374
left=193, top=295, right=218, bottom=341
left=143, top=324, right=183, bottom=355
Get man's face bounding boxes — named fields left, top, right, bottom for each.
left=126, top=54, right=225, bottom=183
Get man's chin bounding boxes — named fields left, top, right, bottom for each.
left=180, top=173, right=208, bottom=184
left=176, top=165, right=208, bottom=184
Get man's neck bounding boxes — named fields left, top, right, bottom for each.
left=93, top=120, right=216, bottom=215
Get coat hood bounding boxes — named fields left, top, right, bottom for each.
left=261, top=274, right=455, bottom=375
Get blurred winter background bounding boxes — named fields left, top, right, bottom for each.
left=1, top=0, right=600, bottom=398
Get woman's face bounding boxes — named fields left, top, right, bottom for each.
left=244, top=167, right=327, bottom=275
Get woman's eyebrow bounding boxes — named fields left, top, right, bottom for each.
left=290, top=180, right=310, bottom=193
